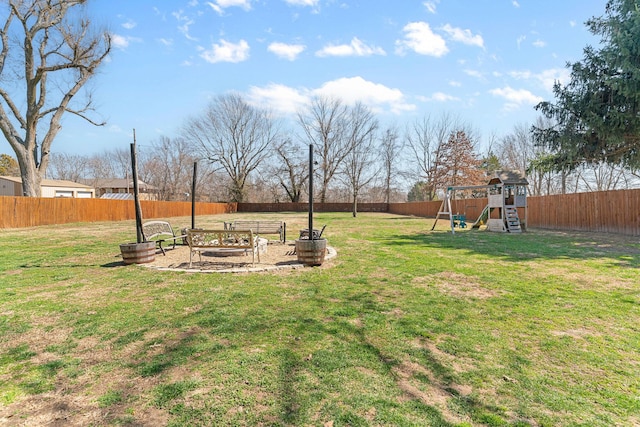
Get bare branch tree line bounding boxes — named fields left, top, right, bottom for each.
left=2, top=1, right=640, bottom=205
left=43, top=93, right=640, bottom=209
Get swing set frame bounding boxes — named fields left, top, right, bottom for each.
left=431, top=184, right=495, bottom=234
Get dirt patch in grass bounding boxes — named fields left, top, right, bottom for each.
left=413, top=272, right=499, bottom=300
left=392, top=358, right=472, bottom=425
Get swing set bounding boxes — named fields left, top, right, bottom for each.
left=431, top=185, right=492, bottom=234
left=431, top=171, right=529, bottom=234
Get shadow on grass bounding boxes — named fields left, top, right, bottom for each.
left=382, top=228, right=640, bottom=266
left=273, top=293, right=510, bottom=426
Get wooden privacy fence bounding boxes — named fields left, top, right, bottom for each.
left=388, top=189, right=640, bottom=237
left=0, top=196, right=236, bottom=229
left=238, top=202, right=389, bottom=213
left=527, top=190, right=640, bottom=236
left=2, top=189, right=639, bottom=236
left=388, top=199, right=488, bottom=220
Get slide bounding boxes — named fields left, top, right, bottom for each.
left=472, top=205, right=489, bottom=229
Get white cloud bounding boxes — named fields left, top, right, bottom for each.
left=395, top=22, right=448, bottom=57
left=247, top=83, right=310, bottom=114
left=538, top=68, right=570, bottom=89
left=512, top=1, right=520, bottom=7
left=200, top=39, right=250, bottom=63
left=284, top=0, right=319, bottom=6
left=247, top=77, right=415, bottom=116
left=429, top=92, right=459, bottom=102
left=173, top=10, right=197, bottom=41
left=158, top=38, right=173, bottom=47
left=111, top=34, right=129, bottom=49
left=532, top=39, right=546, bottom=48
left=268, top=42, right=306, bottom=60
left=122, top=19, right=136, bottom=30
left=423, top=1, right=439, bottom=14
left=490, top=86, right=543, bottom=110
left=316, top=37, right=386, bottom=57
left=509, top=68, right=570, bottom=91
left=441, top=24, right=484, bottom=48
left=464, top=69, right=485, bottom=81
left=207, top=0, right=251, bottom=14
left=313, top=76, right=415, bottom=113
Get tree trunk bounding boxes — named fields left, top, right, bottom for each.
left=16, top=148, right=41, bottom=197
left=352, top=193, right=358, bottom=218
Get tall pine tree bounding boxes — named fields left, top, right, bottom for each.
left=534, top=0, right=640, bottom=169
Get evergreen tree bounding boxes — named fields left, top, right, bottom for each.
left=534, top=0, right=640, bottom=169
left=407, top=181, right=432, bottom=202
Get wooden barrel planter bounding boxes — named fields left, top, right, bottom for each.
left=120, top=241, right=156, bottom=265
left=295, top=239, right=327, bottom=266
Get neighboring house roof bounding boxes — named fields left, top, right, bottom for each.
left=81, top=178, right=158, bottom=191
left=0, top=176, right=93, bottom=189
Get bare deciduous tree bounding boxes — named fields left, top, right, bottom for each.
left=47, top=152, right=87, bottom=181
left=339, top=102, right=379, bottom=217
left=499, top=118, right=575, bottom=196
left=105, top=148, right=132, bottom=180
left=297, top=96, right=350, bottom=203
left=140, top=136, right=198, bottom=201
left=273, top=138, right=308, bottom=202
left=0, top=0, right=111, bottom=196
left=378, top=125, right=403, bottom=204
left=578, top=162, right=628, bottom=192
left=182, top=93, right=278, bottom=202
left=405, top=113, right=458, bottom=200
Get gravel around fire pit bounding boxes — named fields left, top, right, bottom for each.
left=142, top=241, right=336, bottom=273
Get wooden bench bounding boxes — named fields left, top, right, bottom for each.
left=186, top=229, right=260, bottom=267
left=142, top=221, right=186, bottom=255
left=225, top=220, right=286, bottom=243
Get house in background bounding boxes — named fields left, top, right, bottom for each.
left=0, top=176, right=95, bottom=198
left=81, top=178, right=159, bottom=200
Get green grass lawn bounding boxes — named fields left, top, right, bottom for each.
left=0, top=212, right=638, bottom=426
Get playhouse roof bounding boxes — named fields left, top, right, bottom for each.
left=488, top=170, right=529, bottom=186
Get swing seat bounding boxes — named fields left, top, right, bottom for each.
left=452, top=214, right=467, bottom=228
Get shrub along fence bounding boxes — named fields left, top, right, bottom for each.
left=1, top=189, right=639, bottom=236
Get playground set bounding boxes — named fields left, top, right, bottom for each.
left=432, top=170, right=529, bottom=234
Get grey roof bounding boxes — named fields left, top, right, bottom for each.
left=80, top=178, right=158, bottom=191
left=0, top=176, right=93, bottom=189
left=488, top=170, right=529, bottom=185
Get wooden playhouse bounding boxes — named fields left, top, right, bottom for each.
left=484, top=170, right=529, bottom=233
left=433, top=170, right=529, bottom=233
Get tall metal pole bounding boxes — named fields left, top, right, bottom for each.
left=308, top=144, right=314, bottom=240
left=131, top=129, right=144, bottom=243
left=191, top=161, right=197, bottom=229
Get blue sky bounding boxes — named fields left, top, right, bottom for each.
left=2, top=0, right=607, bottom=156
